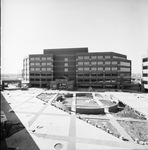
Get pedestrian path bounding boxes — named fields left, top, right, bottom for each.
left=1, top=89, right=148, bottom=150
left=106, top=114, right=134, bottom=142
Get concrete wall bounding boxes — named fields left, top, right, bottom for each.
left=76, top=107, right=105, bottom=114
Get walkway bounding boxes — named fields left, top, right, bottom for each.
left=1, top=93, right=40, bottom=150
left=1, top=89, right=148, bottom=150
left=106, top=114, right=134, bottom=142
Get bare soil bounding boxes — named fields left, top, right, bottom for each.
left=113, top=106, right=146, bottom=120
left=117, top=120, right=148, bottom=142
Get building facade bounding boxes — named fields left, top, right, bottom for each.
left=23, top=48, right=131, bottom=89
left=142, top=54, right=148, bottom=91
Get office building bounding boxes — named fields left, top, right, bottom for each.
left=23, top=48, right=131, bottom=89
left=142, top=53, right=148, bottom=92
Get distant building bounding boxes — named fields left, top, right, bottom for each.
left=131, top=73, right=141, bottom=84
left=142, top=53, right=148, bottom=92
left=23, top=48, right=131, bottom=89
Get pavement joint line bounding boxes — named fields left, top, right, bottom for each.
left=67, top=115, right=76, bottom=150
left=27, top=94, right=58, bottom=127
left=107, top=114, right=135, bottom=143
left=75, top=137, right=145, bottom=149
left=8, top=95, right=36, bottom=110
left=31, top=132, right=144, bottom=149
left=14, top=111, right=70, bottom=117
left=27, top=103, right=51, bottom=127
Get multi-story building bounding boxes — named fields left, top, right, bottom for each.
left=23, top=48, right=131, bottom=89
left=23, top=54, right=54, bottom=87
left=76, top=52, right=131, bottom=89
left=142, top=54, right=148, bottom=92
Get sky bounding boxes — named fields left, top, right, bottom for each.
left=1, top=0, right=148, bottom=74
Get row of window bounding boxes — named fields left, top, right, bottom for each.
left=30, top=79, right=52, bottom=81
left=77, top=55, right=125, bottom=60
left=143, top=81, right=148, bottom=84
left=77, top=61, right=130, bottom=66
left=143, top=66, right=148, bottom=69
left=77, top=67, right=130, bottom=71
left=30, top=73, right=52, bottom=76
left=30, top=68, right=52, bottom=71
left=143, top=73, right=148, bottom=77
left=30, top=62, right=52, bottom=66
left=30, top=57, right=52, bottom=61
left=29, top=61, right=130, bottom=67
left=143, top=57, right=148, bottom=62
left=77, top=79, right=118, bottom=83
left=77, top=73, right=119, bottom=77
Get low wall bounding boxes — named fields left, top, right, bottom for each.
left=108, top=103, right=118, bottom=112
left=76, top=107, right=105, bottom=114
left=54, top=93, right=119, bottom=114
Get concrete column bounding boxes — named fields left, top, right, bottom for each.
left=71, top=93, right=76, bottom=113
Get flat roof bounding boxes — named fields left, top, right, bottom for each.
left=44, top=47, right=88, bottom=55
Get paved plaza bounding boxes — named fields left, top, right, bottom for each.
left=1, top=88, right=148, bottom=150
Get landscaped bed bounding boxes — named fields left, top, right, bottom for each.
left=117, top=120, right=148, bottom=142
left=88, top=119, right=121, bottom=138
left=62, top=98, right=73, bottom=106
left=37, top=93, right=55, bottom=102
left=112, top=106, right=146, bottom=120
left=76, top=99, right=99, bottom=107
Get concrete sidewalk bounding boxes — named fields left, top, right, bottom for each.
left=1, top=89, right=148, bottom=150
left=1, top=93, right=40, bottom=150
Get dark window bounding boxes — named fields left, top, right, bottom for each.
left=143, top=81, right=148, bottom=84
left=30, top=73, right=34, bottom=76
left=98, top=73, right=103, bottom=76
left=36, top=79, right=40, bottom=81
left=91, top=79, right=97, bottom=82
left=41, top=79, right=46, bottom=81
left=41, top=74, right=46, bottom=76
left=35, top=74, right=40, bottom=76
left=78, top=79, right=83, bottom=82
left=47, top=79, right=51, bottom=81
left=105, top=73, right=111, bottom=76
left=84, top=74, right=89, bottom=76
left=143, top=58, right=148, bottom=62
left=91, top=74, right=97, bottom=76
left=78, top=74, right=83, bottom=76
left=98, top=79, right=103, bottom=82
left=143, top=66, right=148, bottom=69
left=64, top=74, right=68, bottom=77
left=143, top=73, right=148, bottom=77
left=105, top=79, right=112, bottom=82
left=84, top=79, right=89, bottom=82
left=112, top=73, right=117, bottom=76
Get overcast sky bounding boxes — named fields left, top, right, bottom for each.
left=1, top=0, right=148, bottom=74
